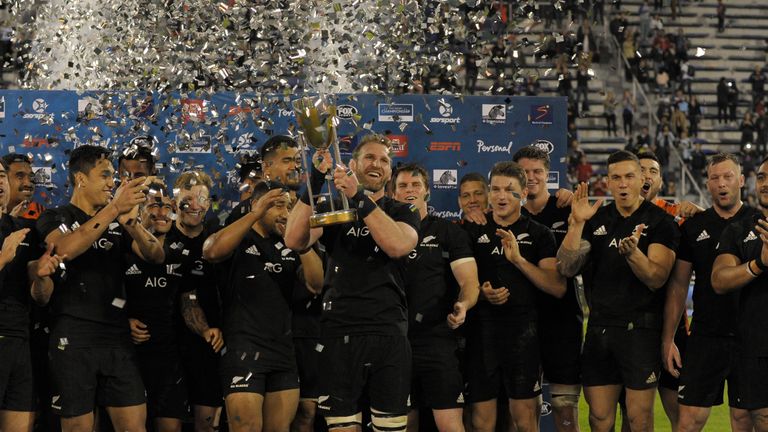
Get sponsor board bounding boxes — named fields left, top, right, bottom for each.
left=481, top=104, right=506, bottom=124
left=433, top=169, right=458, bottom=189
left=387, top=135, right=408, bottom=157
left=378, top=103, right=414, bottom=122
left=530, top=104, right=553, bottom=125
left=429, top=141, right=461, bottom=151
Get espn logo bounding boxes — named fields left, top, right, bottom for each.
left=429, top=141, right=461, bottom=151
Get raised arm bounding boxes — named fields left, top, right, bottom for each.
left=497, top=228, right=565, bottom=298
left=44, top=177, right=147, bottom=260
left=204, top=189, right=287, bottom=263
left=557, top=182, right=601, bottom=277
left=298, top=247, right=324, bottom=295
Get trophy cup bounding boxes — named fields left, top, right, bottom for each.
left=292, top=96, right=357, bottom=228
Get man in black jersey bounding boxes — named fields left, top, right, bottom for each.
left=124, top=182, right=190, bottom=432
left=663, top=153, right=755, bottom=432
left=117, top=142, right=156, bottom=181
left=168, top=170, right=224, bottom=432
left=36, top=145, right=165, bottom=432
left=285, top=134, right=419, bottom=432
left=261, top=135, right=302, bottom=190
left=512, top=146, right=583, bottom=432
left=462, top=161, right=565, bottom=432
left=0, top=159, right=62, bottom=432
left=391, top=163, right=480, bottom=432
left=557, top=150, right=679, bottom=432
left=1, top=154, right=43, bottom=220
left=458, top=173, right=489, bottom=223
left=712, top=156, right=768, bottom=432
left=227, top=136, right=296, bottom=229
left=203, top=182, right=323, bottom=432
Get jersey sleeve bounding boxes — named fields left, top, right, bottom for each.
left=36, top=208, right=67, bottom=240
left=717, top=221, right=744, bottom=258
left=389, top=201, right=421, bottom=232
left=676, top=222, right=693, bottom=263
left=536, top=225, right=558, bottom=261
left=649, top=213, right=681, bottom=252
left=445, top=222, right=474, bottom=262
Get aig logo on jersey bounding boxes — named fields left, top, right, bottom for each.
left=92, top=238, right=114, bottom=251
left=264, top=262, right=283, bottom=273
left=145, top=277, right=167, bottom=288
left=346, top=226, right=370, bottom=237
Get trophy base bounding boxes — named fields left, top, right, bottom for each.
left=310, top=209, right=358, bottom=228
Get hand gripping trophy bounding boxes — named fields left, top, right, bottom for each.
left=292, top=96, right=357, bottom=227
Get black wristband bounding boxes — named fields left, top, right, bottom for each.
left=351, top=189, right=377, bottom=218
left=756, top=258, right=768, bottom=272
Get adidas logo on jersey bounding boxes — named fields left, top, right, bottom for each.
left=593, top=225, right=608, bottom=236
left=245, top=245, right=260, bottom=255
left=697, top=230, right=710, bottom=242
left=745, top=231, right=758, bottom=242
left=646, top=372, right=657, bottom=384
left=477, top=234, right=490, bottom=244
left=456, top=393, right=465, bottom=404
left=125, top=264, right=141, bottom=275
left=533, top=380, right=541, bottom=392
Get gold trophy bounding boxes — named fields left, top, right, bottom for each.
left=292, top=96, right=357, bottom=228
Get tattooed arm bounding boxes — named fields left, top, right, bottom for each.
left=181, top=290, right=224, bottom=352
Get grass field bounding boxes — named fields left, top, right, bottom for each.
left=575, top=390, right=733, bottom=431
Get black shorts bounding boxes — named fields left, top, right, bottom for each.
left=660, top=324, right=688, bottom=392
left=678, top=334, right=745, bottom=408
left=294, top=338, right=321, bottom=400
left=180, top=337, right=223, bottom=407
left=581, top=325, right=661, bottom=390
left=220, top=346, right=299, bottom=397
left=0, top=336, right=36, bottom=411
left=410, top=336, right=465, bottom=410
left=136, top=349, right=189, bottom=419
left=317, top=334, right=411, bottom=417
left=539, top=319, right=582, bottom=386
left=731, top=352, right=768, bottom=411
left=466, top=320, right=542, bottom=402
left=48, top=345, right=146, bottom=417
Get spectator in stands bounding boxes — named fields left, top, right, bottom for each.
left=650, top=14, right=664, bottom=35
left=748, top=65, right=766, bottom=110
left=653, top=0, right=662, bottom=11
left=671, top=105, right=689, bottom=137
left=637, top=58, right=651, bottom=84
left=575, top=65, right=591, bottom=112
left=688, top=95, right=702, bottom=137
left=491, top=37, right=506, bottom=79
left=670, top=0, right=679, bottom=20
left=576, top=153, right=594, bottom=184
left=592, top=175, right=608, bottom=196
left=756, top=111, right=768, bottom=155
left=604, top=91, right=619, bottom=136
left=610, top=11, right=629, bottom=45
left=593, top=0, right=605, bottom=24
left=622, top=90, right=637, bottom=136
left=656, top=68, right=671, bottom=92
left=568, top=121, right=579, bottom=143
left=727, top=79, right=740, bottom=122
left=679, top=59, right=693, bottom=96
left=557, top=67, right=573, bottom=100
left=623, top=28, right=638, bottom=80
left=689, top=142, right=707, bottom=187
left=674, top=28, right=688, bottom=62
left=637, top=126, right=653, bottom=150
left=741, top=112, right=756, bottom=150
left=656, top=124, right=676, bottom=162
left=716, top=0, right=726, bottom=33
left=717, top=77, right=729, bottom=124
left=638, top=1, right=651, bottom=42
left=524, top=75, right=540, bottom=96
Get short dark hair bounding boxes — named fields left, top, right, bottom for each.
left=459, top=172, right=488, bottom=189
left=637, top=152, right=660, bottom=164
left=607, top=150, right=640, bottom=170
left=238, top=154, right=263, bottom=182
left=512, top=146, right=551, bottom=170
left=118, top=142, right=156, bottom=175
left=1, top=153, right=32, bottom=170
left=249, top=180, right=286, bottom=203
left=68, top=145, right=112, bottom=184
left=707, top=152, right=741, bottom=174
left=392, top=163, right=430, bottom=190
left=260, top=135, right=298, bottom=162
left=489, top=161, right=527, bottom=190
